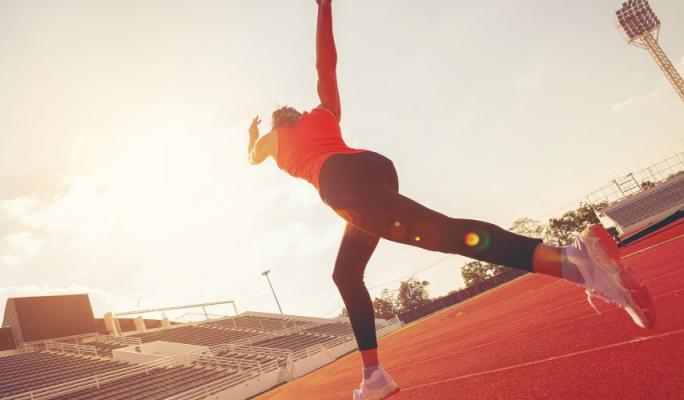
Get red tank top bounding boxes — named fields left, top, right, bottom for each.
left=277, top=108, right=366, bottom=191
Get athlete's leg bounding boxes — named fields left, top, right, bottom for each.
left=332, top=222, right=381, bottom=357
left=334, top=188, right=544, bottom=273
left=321, top=151, right=547, bottom=274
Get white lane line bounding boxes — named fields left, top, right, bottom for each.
left=401, top=328, right=684, bottom=392
left=394, top=286, right=683, bottom=371
left=654, top=288, right=684, bottom=299
left=622, top=232, right=684, bottom=259
left=645, top=267, right=684, bottom=283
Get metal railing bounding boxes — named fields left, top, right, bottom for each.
left=95, top=334, right=142, bottom=346
left=165, top=350, right=282, bottom=400
left=176, top=312, right=230, bottom=323
left=586, top=151, right=684, bottom=207
left=45, top=341, right=99, bottom=358
left=166, top=331, right=355, bottom=400
left=162, top=364, right=265, bottom=400
left=229, top=330, right=282, bottom=347
left=3, top=355, right=176, bottom=400
left=320, top=336, right=352, bottom=350
left=186, top=352, right=266, bottom=373
left=209, top=343, right=291, bottom=368
left=288, top=342, right=327, bottom=362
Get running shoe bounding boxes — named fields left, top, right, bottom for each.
left=353, top=366, right=400, bottom=400
left=566, top=224, right=656, bottom=329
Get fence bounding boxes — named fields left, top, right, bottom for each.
left=95, top=334, right=142, bottom=346
left=586, top=151, right=684, bottom=207
left=209, top=343, right=291, bottom=368
left=45, top=341, right=99, bottom=358
left=398, top=269, right=527, bottom=324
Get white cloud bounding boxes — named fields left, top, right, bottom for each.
left=0, top=120, right=345, bottom=318
left=0, top=254, right=19, bottom=266
left=0, top=232, right=46, bottom=267
left=611, top=89, right=659, bottom=112
left=639, top=90, right=659, bottom=103
left=611, top=96, right=636, bottom=112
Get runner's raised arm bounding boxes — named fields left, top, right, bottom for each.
left=315, top=0, right=341, bottom=121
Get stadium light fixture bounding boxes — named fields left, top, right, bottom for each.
left=615, top=0, right=684, bottom=102
left=262, top=269, right=284, bottom=315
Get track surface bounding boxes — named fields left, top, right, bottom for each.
left=257, top=221, right=684, bottom=400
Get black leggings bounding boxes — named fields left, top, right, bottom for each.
left=318, top=151, right=542, bottom=350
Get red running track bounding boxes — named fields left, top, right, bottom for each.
left=257, top=220, right=684, bottom=400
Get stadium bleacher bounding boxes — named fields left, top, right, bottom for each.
left=596, top=169, right=684, bottom=235
left=251, top=332, right=337, bottom=352
left=50, top=365, right=233, bottom=400
left=302, top=321, right=354, bottom=337
left=206, top=315, right=308, bottom=332
left=0, top=352, right=130, bottom=398
left=0, top=295, right=399, bottom=400
left=132, top=325, right=258, bottom=347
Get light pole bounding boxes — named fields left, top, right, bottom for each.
left=262, top=269, right=284, bottom=315
left=616, top=0, right=684, bottom=102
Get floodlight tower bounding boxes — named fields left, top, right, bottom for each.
left=615, top=0, right=684, bottom=102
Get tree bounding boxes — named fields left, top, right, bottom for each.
left=397, top=278, right=430, bottom=311
left=640, top=180, right=656, bottom=190
left=545, top=201, right=606, bottom=245
left=373, top=289, right=400, bottom=319
left=339, top=282, right=422, bottom=319
left=461, top=260, right=505, bottom=287
left=509, top=217, right=546, bottom=238
left=460, top=217, right=546, bottom=287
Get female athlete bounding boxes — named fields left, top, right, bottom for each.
left=247, top=1, right=655, bottom=399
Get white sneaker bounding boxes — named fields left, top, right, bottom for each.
left=352, top=366, right=400, bottom=400
left=565, top=224, right=656, bottom=329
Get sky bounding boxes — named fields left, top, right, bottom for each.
left=1, top=0, right=683, bottom=321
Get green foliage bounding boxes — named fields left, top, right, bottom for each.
left=460, top=202, right=607, bottom=285
left=461, top=260, right=506, bottom=287
left=373, top=289, right=400, bottom=319
left=545, top=201, right=606, bottom=246
left=509, top=217, right=546, bottom=239
left=640, top=180, right=656, bottom=190
left=397, top=278, right=430, bottom=311
left=339, top=278, right=430, bottom=318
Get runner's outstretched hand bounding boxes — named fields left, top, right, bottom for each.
left=248, top=116, right=261, bottom=148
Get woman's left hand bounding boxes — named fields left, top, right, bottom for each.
left=249, top=116, right=261, bottom=144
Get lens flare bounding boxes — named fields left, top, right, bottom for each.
left=464, top=230, right=492, bottom=251
left=464, top=232, right=480, bottom=247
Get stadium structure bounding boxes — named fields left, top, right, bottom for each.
left=587, top=151, right=684, bottom=244
left=0, top=296, right=401, bottom=399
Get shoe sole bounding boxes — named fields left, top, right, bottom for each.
left=353, top=383, right=400, bottom=400
left=620, top=266, right=656, bottom=329
left=584, top=225, right=656, bottom=329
